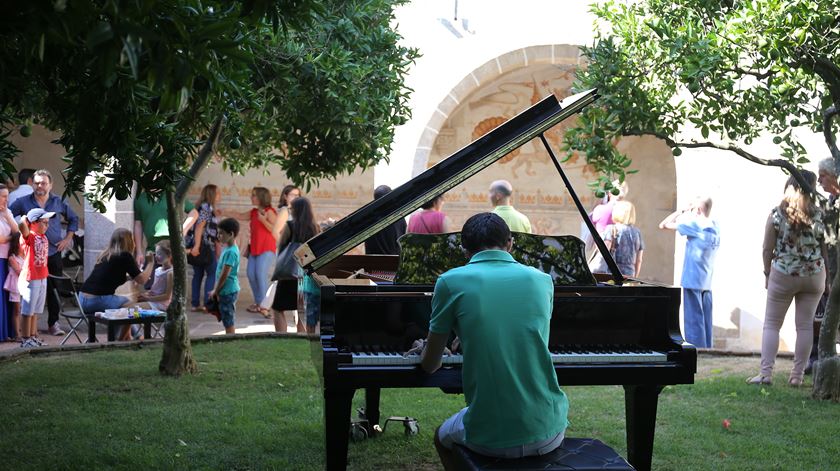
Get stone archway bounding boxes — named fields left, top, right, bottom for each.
left=411, top=45, right=677, bottom=283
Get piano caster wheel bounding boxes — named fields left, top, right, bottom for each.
left=349, top=422, right=369, bottom=442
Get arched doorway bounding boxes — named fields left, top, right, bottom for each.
left=412, top=45, right=677, bottom=283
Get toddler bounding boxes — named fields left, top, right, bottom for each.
left=4, top=234, right=23, bottom=341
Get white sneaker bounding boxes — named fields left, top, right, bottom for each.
left=20, top=338, right=38, bottom=348
left=48, top=324, right=66, bottom=336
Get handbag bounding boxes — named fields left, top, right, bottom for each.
left=187, top=243, right=213, bottom=267
left=272, top=241, right=302, bottom=281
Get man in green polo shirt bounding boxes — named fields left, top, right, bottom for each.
left=133, top=190, right=194, bottom=265
left=489, top=179, right=532, bottom=233
left=408, top=212, right=567, bottom=467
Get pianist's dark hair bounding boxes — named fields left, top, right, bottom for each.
left=290, top=197, right=320, bottom=242
left=461, top=212, right=511, bottom=253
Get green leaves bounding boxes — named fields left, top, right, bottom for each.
left=86, top=21, right=114, bottom=49
left=1, top=1, right=416, bottom=202
left=563, top=0, right=840, bottom=194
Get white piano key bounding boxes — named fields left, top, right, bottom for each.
left=351, top=349, right=666, bottom=366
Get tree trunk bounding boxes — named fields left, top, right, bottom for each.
left=159, top=189, right=198, bottom=376
left=158, top=115, right=225, bottom=376
left=813, top=244, right=840, bottom=401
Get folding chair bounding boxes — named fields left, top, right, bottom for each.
left=49, top=274, right=93, bottom=345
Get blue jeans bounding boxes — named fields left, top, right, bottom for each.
left=438, top=407, right=565, bottom=458
left=80, top=294, right=130, bottom=314
left=219, top=291, right=238, bottom=328
left=683, top=288, right=713, bottom=348
left=191, top=255, right=217, bottom=308
left=246, top=251, right=274, bottom=306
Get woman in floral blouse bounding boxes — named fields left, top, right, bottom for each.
left=748, top=171, right=827, bottom=387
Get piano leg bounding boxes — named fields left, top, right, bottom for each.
left=324, top=387, right=354, bottom=471
left=623, top=385, right=664, bottom=471
left=364, top=388, right=382, bottom=434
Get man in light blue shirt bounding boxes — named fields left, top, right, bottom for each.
left=660, top=196, right=720, bottom=348
left=8, top=168, right=35, bottom=206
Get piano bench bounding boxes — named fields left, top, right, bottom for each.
left=449, top=437, right=635, bottom=471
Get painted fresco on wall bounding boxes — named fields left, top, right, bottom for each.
left=424, top=63, right=676, bottom=283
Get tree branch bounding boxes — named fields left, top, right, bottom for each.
left=720, top=66, right=775, bottom=80
left=622, top=129, right=814, bottom=192
left=808, top=55, right=840, bottom=101
left=824, top=104, right=840, bottom=161
left=174, top=114, right=226, bottom=203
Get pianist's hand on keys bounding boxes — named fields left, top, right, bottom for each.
left=403, top=339, right=451, bottom=357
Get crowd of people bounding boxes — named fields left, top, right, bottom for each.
left=4, top=161, right=838, bottom=381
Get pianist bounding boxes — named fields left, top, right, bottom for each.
left=408, top=212, right=569, bottom=466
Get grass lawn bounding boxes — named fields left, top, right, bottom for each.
left=1, top=338, right=838, bottom=470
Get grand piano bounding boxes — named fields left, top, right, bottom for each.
left=295, top=89, right=696, bottom=471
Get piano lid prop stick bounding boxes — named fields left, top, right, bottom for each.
left=538, top=133, right=624, bottom=285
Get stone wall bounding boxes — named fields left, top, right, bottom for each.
left=419, top=46, right=676, bottom=283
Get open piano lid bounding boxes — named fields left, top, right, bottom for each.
left=295, top=89, right=599, bottom=273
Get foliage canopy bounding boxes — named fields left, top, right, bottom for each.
left=0, top=0, right=419, bottom=206
left=563, top=0, right=840, bottom=195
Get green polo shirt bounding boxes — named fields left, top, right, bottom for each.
left=429, top=250, right=568, bottom=449
left=133, top=193, right=195, bottom=246
left=492, top=205, right=532, bottom=233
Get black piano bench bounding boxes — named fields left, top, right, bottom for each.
left=449, top=438, right=635, bottom=471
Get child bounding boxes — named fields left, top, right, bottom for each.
left=132, top=240, right=174, bottom=340
left=209, top=218, right=240, bottom=334
left=138, top=240, right=174, bottom=312
left=17, top=208, right=55, bottom=348
left=4, top=234, right=23, bottom=341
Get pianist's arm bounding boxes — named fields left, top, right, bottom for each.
left=420, top=332, right=451, bottom=374
left=420, top=276, right=459, bottom=373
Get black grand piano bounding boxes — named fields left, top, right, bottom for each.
left=295, top=90, right=696, bottom=471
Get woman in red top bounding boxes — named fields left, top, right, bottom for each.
left=242, top=187, right=277, bottom=316
left=408, top=194, right=451, bottom=234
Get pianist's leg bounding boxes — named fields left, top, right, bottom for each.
left=435, top=406, right=565, bottom=462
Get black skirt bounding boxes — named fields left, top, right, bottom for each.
left=271, top=279, right=297, bottom=311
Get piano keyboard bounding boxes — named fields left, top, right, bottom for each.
left=350, top=348, right=667, bottom=366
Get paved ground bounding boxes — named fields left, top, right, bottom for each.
left=0, top=299, right=300, bottom=352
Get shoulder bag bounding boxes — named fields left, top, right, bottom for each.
left=272, top=221, right=302, bottom=280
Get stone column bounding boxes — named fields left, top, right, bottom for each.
left=83, top=176, right=135, bottom=283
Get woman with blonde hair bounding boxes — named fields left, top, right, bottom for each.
left=79, top=228, right=154, bottom=340
left=748, top=171, right=827, bottom=387
left=589, top=201, right=644, bottom=277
